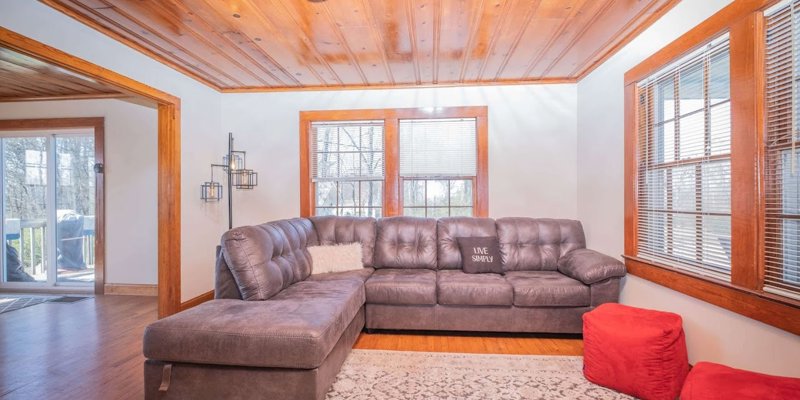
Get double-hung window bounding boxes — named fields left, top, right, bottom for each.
left=310, top=120, right=384, bottom=217
left=399, top=118, right=477, bottom=218
left=635, top=36, right=732, bottom=280
left=765, top=2, right=800, bottom=300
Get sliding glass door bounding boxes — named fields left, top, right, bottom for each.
left=1, top=131, right=96, bottom=289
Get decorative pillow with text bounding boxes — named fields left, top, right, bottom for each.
left=457, top=236, right=503, bottom=274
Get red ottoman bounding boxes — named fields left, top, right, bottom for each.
left=681, top=362, right=800, bottom=399
left=583, top=303, right=689, bottom=400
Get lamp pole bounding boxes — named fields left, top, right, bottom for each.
left=227, top=132, right=234, bottom=229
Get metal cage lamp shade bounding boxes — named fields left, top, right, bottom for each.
left=232, top=169, right=258, bottom=189
left=201, top=180, right=223, bottom=202
left=223, top=151, right=245, bottom=171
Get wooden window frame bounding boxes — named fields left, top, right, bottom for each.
left=300, top=106, right=488, bottom=218
left=624, top=0, right=800, bottom=335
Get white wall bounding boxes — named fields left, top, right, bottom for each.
left=577, top=0, right=800, bottom=376
left=0, top=0, right=225, bottom=300
left=221, top=84, right=579, bottom=224
left=0, top=99, right=158, bottom=285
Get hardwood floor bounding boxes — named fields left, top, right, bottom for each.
left=0, top=296, right=582, bottom=399
left=354, top=331, right=584, bottom=356
left=0, top=295, right=156, bottom=400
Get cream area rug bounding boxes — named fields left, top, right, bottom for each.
left=326, top=350, right=633, bottom=400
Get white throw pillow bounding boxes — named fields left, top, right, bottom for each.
left=308, top=243, right=363, bottom=274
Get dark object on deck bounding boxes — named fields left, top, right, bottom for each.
left=57, top=211, right=85, bottom=270
left=49, top=296, right=92, bottom=303
left=6, top=244, right=35, bottom=282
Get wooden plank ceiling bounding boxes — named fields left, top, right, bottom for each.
left=0, top=47, right=122, bottom=101
left=41, top=0, right=679, bottom=91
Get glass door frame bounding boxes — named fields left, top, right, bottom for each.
left=0, top=118, right=104, bottom=294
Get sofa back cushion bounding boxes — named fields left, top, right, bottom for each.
left=496, top=218, right=585, bottom=271
left=437, top=217, right=497, bottom=270
left=220, top=218, right=318, bottom=300
left=310, top=216, right=377, bottom=267
left=374, top=216, right=437, bottom=269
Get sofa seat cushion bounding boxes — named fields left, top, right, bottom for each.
left=365, top=268, right=437, bottom=305
left=143, top=279, right=364, bottom=369
left=306, top=267, right=374, bottom=283
left=437, top=270, right=512, bottom=306
left=505, top=271, right=590, bottom=307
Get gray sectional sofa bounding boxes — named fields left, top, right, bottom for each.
left=143, top=216, right=626, bottom=399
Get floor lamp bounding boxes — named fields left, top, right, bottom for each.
left=200, top=132, right=258, bottom=229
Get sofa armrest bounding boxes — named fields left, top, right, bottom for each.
left=557, top=249, right=626, bottom=285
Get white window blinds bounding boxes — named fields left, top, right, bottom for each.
left=399, top=118, right=477, bottom=177
left=635, top=35, right=732, bottom=280
left=765, top=2, right=800, bottom=300
left=311, top=121, right=384, bottom=181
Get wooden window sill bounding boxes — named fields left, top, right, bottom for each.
left=623, top=256, right=800, bottom=335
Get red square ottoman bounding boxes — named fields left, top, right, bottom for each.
left=582, top=303, right=689, bottom=400
left=681, top=362, right=800, bottom=400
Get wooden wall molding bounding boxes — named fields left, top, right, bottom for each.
left=0, top=26, right=182, bottom=318
left=623, top=0, right=798, bottom=334
left=179, top=290, right=214, bottom=311
left=299, top=106, right=489, bottom=218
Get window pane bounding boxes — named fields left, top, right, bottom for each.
left=55, top=135, right=95, bottom=284
left=339, top=208, right=357, bottom=216
left=316, top=207, right=336, bottom=216
left=4, top=137, right=48, bottom=283
left=316, top=182, right=336, bottom=207
left=671, top=166, right=696, bottom=212
left=399, top=118, right=477, bottom=177
left=426, top=180, right=448, bottom=207
left=450, top=180, right=473, bottom=207
left=403, top=207, right=426, bottom=217
left=655, top=78, right=675, bottom=122
left=656, top=121, right=676, bottom=163
left=709, top=102, right=731, bottom=155
left=678, top=112, right=705, bottom=160
left=702, top=161, right=731, bottom=214
left=679, top=64, right=704, bottom=116
left=359, top=181, right=382, bottom=209
left=403, top=180, right=425, bottom=206
left=427, top=207, right=449, bottom=218
left=338, top=181, right=357, bottom=207
left=709, top=51, right=730, bottom=104
left=451, top=207, right=473, bottom=217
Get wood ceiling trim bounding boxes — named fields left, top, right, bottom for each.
left=0, top=93, right=126, bottom=102
left=40, top=0, right=224, bottom=90
left=522, top=0, right=591, bottom=79
left=573, top=0, right=681, bottom=80
left=219, top=76, right=577, bottom=93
